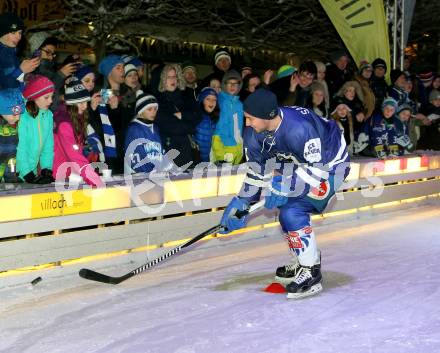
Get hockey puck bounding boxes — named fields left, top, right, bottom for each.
left=31, top=277, right=42, bottom=286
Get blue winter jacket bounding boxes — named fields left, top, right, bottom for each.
left=0, top=42, right=23, bottom=91
left=215, top=92, right=243, bottom=147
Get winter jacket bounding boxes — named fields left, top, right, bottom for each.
left=369, top=113, right=404, bottom=157
left=53, top=104, right=103, bottom=187
left=0, top=119, right=18, bottom=182
left=370, top=75, right=389, bottom=112
left=326, top=63, right=351, bottom=99
left=124, top=118, right=171, bottom=173
left=215, top=91, right=243, bottom=147
left=388, top=85, right=409, bottom=106
left=156, top=89, right=201, bottom=167
left=195, top=113, right=216, bottom=162
left=0, top=42, right=23, bottom=90
left=354, top=74, right=376, bottom=118
left=16, top=108, right=54, bottom=179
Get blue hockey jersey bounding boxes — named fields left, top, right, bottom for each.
left=240, top=106, right=350, bottom=202
left=124, top=119, right=171, bottom=174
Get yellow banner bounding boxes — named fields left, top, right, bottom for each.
left=319, top=0, right=391, bottom=72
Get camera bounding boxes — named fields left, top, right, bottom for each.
left=100, top=89, right=114, bottom=104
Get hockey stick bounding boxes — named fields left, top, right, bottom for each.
left=79, top=199, right=265, bottom=284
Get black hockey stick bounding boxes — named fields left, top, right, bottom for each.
left=79, top=200, right=265, bottom=284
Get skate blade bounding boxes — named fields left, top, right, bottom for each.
left=286, top=283, right=322, bottom=299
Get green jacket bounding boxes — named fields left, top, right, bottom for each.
left=16, top=109, right=54, bottom=179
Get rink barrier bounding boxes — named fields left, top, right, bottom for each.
left=0, top=153, right=440, bottom=276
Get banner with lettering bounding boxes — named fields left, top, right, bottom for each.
left=319, top=0, right=391, bottom=72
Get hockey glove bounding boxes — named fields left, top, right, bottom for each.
left=220, top=197, right=249, bottom=234
left=374, top=145, right=387, bottom=160
left=265, top=175, right=289, bottom=209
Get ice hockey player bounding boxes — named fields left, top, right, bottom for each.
left=220, top=88, right=350, bottom=299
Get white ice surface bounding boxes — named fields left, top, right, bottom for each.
left=1, top=205, right=440, bottom=353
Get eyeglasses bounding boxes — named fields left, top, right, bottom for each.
left=41, top=48, right=56, bottom=58
left=300, top=72, right=314, bottom=80
left=226, top=82, right=240, bottom=86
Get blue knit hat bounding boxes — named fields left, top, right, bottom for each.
left=382, top=97, right=398, bottom=110
left=121, top=55, right=143, bottom=67
left=197, top=87, right=217, bottom=104
left=0, top=88, right=25, bottom=116
left=74, top=65, right=94, bottom=81
left=243, top=88, right=279, bottom=120
left=98, top=55, right=124, bottom=77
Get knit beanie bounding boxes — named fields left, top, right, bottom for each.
left=214, top=48, right=231, bottom=65
left=372, top=58, right=387, bottom=71
left=135, top=90, right=158, bottom=116
left=243, top=88, right=279, bottom=120
left=197, top=87, right=217, bottom=104
left=382, top=97, right=398, bottom=110
left=358, top=60, right=372, bottom=74
left=396, top=103, right=412, bottom=115
left=22, top=75, right=55, bottom=101
left=181, top=61, right=197, bottom=74
left=98, top=55, right=124, bottom=78
left=0, top=88, right=25, bottom=116
left=0, top=13, right=24, bottom=38
left=74, top=65, right=94, bottom=82
left=124, top=64, right=137, bottom=77
left=331, top=96, right=352, bottom=115
left=277, top=65, right=297, bottom=79
left=28, top=31, right=50, bottom=53
left=121, top=55, right=143, bottom=67
left=64, top=80, right=91, bottom=105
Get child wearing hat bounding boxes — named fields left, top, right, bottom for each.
left=369, top=97, right=404, bottom=159
left=395, top=104, right=415, bottom=153
left=195, top=87, right=219, bottom=162
left=16, top=75, right=55, bottom=183
left=52, top=80, right=104, bottom=187
left=124, top=91, right=170, bottom=174
left=212, top=69, right=244, bottom=164
left=330, top=97, right=354, bottom=154
left=0, top=88, right=25, bottom=182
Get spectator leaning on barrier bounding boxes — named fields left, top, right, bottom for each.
left=0, top=13, right=39, bottom=91
left=395, top=104, right=415, bottom=154
left=52, top=80, right=103, bottom=187
left=212, top=69, right=244, bottom=165
left=124, top=91, right=171, bottom=174
left=0, top=88, right=25, bottom=182
left=16, top=75, right=55, bottom=184
left=195, top=87, right=219, bottom=162
left=369, top=97, right=403, bottom=159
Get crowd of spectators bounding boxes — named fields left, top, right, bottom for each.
left=1, top=12, right=439, bottom=187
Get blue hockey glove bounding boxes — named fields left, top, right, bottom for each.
left=220, top=197, right=250, bottom=234
left=265, top=175, right=289, bottom=209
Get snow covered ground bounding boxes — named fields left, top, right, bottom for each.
left=1, top=204, right=440, bottom=353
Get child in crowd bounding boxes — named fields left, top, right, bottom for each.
left=330, top=97, right=353, bottom=154
left=307, top=81, right=328, bottom=118
left=195, top=87, right=218, bottom=162
left=124, top=91, right=170, bottom=173
left=0, top=88, right=25, bottom=182
left=335, top=81, right=366, bottom=136
left=53, top=80, right=103, bottom=187
left=369, top=97, right=403, bottom=159
left=212, top=70, right=244, bottom=164
left=16, top=75, right=55, bottom=183
left=395, top=104, right=415, bottom=154
left=209, top=77, right=221, bottom=94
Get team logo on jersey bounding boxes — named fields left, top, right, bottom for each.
left=307, top=180, right=330, bottom=200
left=304, top=226, right=313, bottom=234
left=285, top=231, right=303, bottom=249
left=303, top=138, right=322, bottom=162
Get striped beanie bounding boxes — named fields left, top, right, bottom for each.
left=124, top=64, right=137, bottom=76
left=135, top=90, right=158, bottom=116
left=22, top=75, right=55, bottom=101
left=382, top=97, right=398, bottom=110
left=64, top=80, right=91, bottom=105
left=214, top=48, right=231, bottom=65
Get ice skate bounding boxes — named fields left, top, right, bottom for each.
left=285, top=263, right=322, bottom=299
left=274, top=256, right=300, bottom=285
